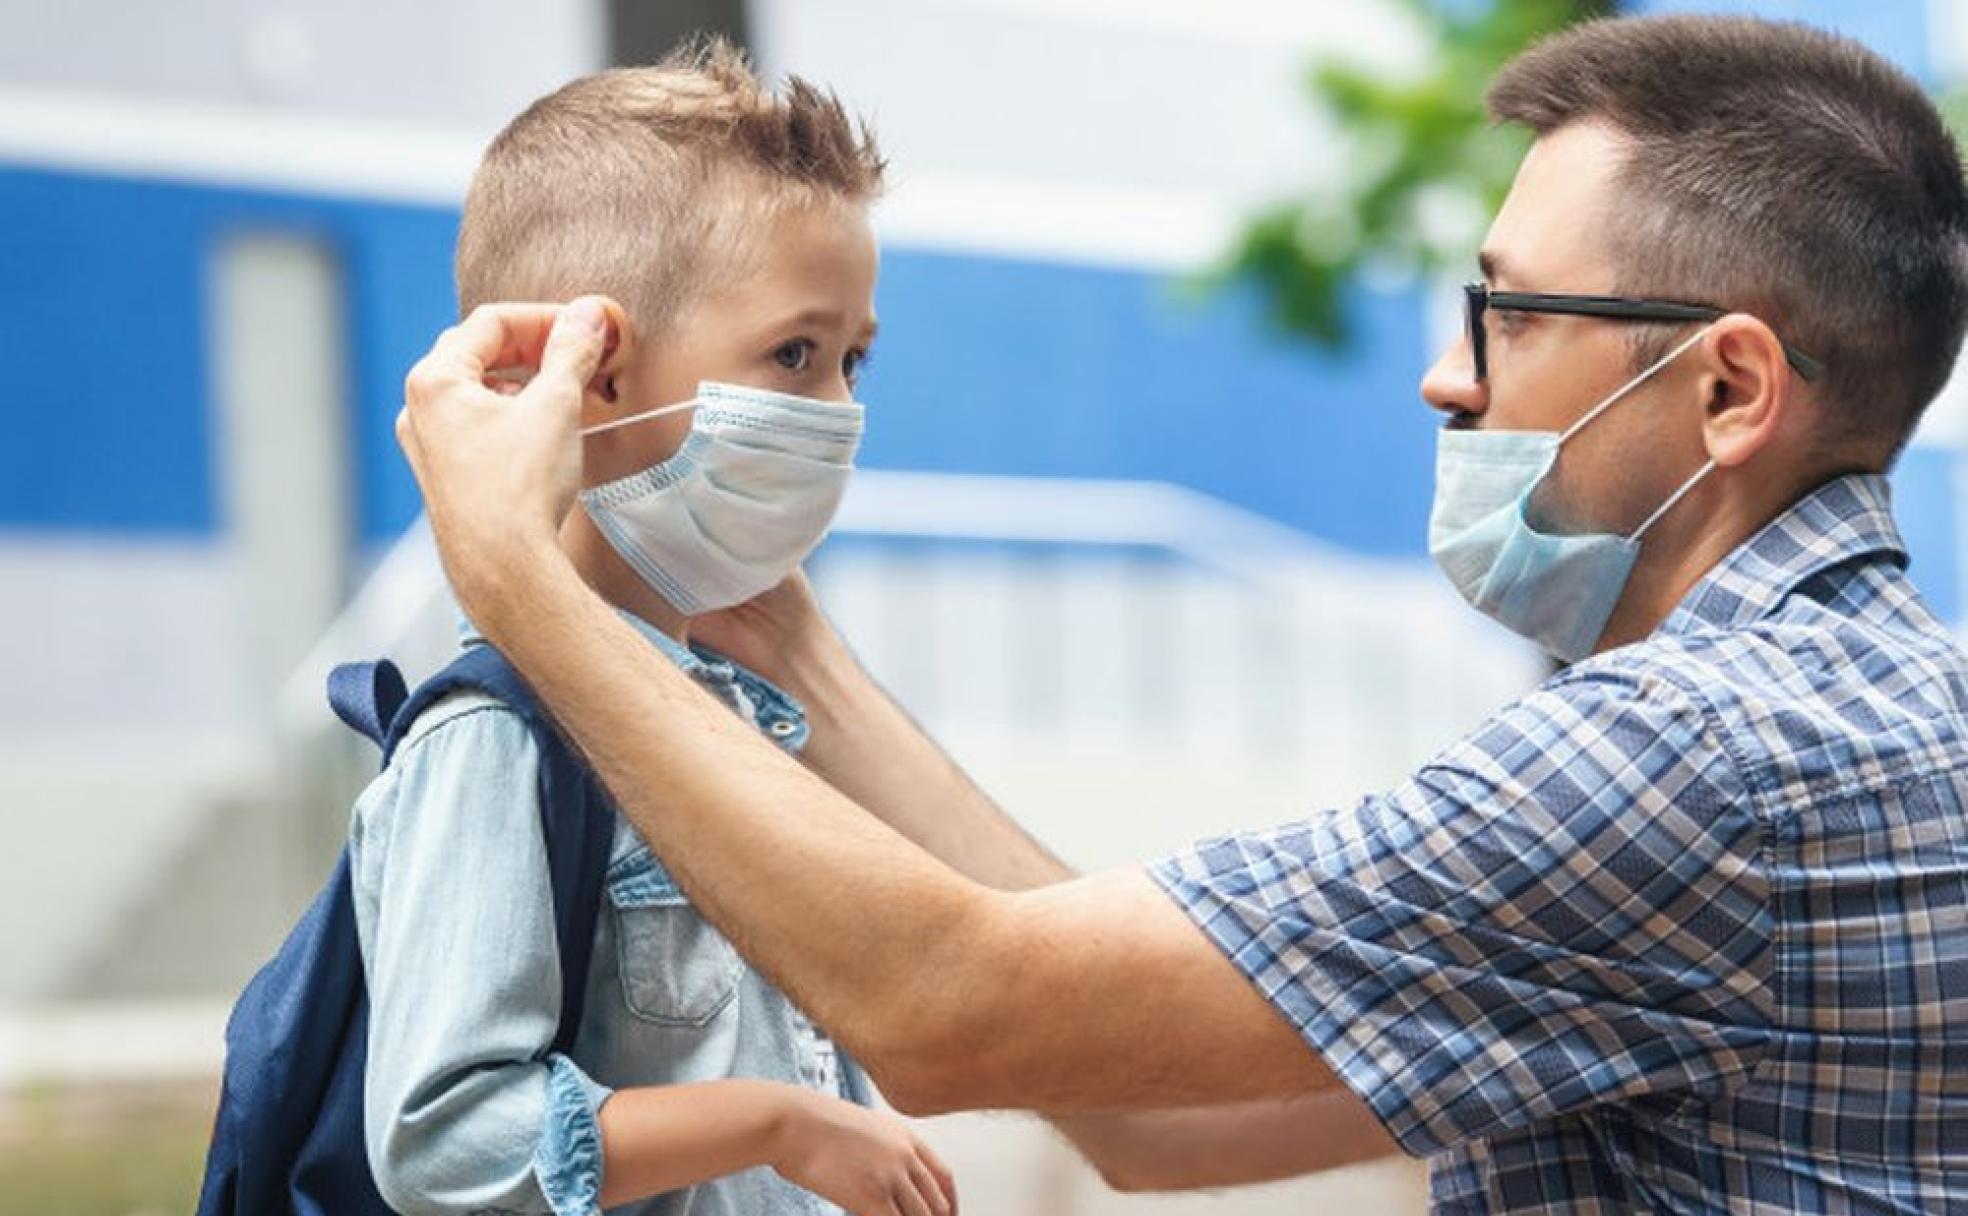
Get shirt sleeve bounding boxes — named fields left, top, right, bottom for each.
left=349, top=700, right=613, bottom=1216
left=1150, top=665, right=1776, bottom=1157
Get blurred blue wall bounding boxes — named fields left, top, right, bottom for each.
left=0, top=168, right=1437, bottom=557
left=2, top=0, right=1961, bottom=619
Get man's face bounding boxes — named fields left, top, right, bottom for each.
left=581, top=201, right=880, bottom=488
left=1420, top=121, right=1711, bottom=536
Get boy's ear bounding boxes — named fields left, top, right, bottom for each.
left=585, top=297, right=634, bottom=406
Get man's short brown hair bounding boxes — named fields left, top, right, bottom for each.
left=1489, top=15, right=1968, bottom=457
left=455, top=38, right=884, bottom=332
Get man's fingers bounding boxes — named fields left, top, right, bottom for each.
left=421, top=298, right=620, bottom=388
left=425, top=302, right=566, bottom=381
left=394, top=405, right=423, bottom=475
left=531, top=296, right=613, bottom=400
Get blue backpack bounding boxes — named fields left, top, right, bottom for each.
left=196, top=644, right=616, bottom=1216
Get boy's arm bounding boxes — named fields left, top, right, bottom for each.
left=354, top=699, right=615, bottom=1215
left=599, top=1081, right=953, bottom=1214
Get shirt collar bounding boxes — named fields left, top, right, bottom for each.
left=458, top=607, right=702, bottom=671
left=453, top=608, right=811, bottom=751
left=1659, top=471, right=1908, bottom=635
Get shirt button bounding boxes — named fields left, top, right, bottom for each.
left=768, top=719, right=798, bottom=738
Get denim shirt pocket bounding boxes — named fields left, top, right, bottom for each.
left=606, top=847, right=742, bottom=1027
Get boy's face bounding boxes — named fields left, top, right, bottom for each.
left=580, top=202, right=880, bottom=488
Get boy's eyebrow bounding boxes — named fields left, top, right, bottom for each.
left=770, top=307, right=880, bottom=338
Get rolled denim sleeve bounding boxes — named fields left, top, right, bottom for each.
left=349, top=700, right=612, bottom=1216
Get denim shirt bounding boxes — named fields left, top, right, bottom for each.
left=349, top=612, right=868, bottom=1216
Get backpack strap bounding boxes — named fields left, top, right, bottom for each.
left=349, top=644, right=613, bottom=1058
left=326, top=660, right=409, bottom=749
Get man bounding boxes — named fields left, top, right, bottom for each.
left=397, top=15, right=1968, bottom=1213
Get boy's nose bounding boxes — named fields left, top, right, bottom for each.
left=819, top=373, right=858, bottom=404
left=1421, top=337, right=1487, bottom=422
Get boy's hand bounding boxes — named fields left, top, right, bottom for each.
left=395, top=298, right=613, bottom=620
left=771, top=1089, right=957, bottom=1216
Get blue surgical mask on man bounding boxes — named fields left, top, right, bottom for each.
left=1428, top=326, right=1715, bottom=663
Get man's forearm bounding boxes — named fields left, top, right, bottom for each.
left=779, top=633, right=1072, bottom=889
left=771, top=634, right=1376, bottom=1187
left=775, top=637, right=1395, bottom=1187
left=1051, top=1094, right=1402, bottom=1194
left=476, top=550, right=987, bottom=1076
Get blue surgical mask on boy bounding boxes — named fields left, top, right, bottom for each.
left=1428, top=326, right=1715, bottom=663
left=579, top=381, right=864, bottom=615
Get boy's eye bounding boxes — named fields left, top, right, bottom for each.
left=773, top=339, right=814, bottom=372
left=843, top=347, right=870, bottom=386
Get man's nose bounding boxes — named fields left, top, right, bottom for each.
left=1421, top=337, right=1486, bottom=420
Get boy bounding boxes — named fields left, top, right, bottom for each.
left=350, top=41, right=951, bottom=1216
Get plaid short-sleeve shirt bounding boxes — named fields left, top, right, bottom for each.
left=1154, top=474, right=1968, bottom=1214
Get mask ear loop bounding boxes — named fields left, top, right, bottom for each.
left=1558, top=324, right=1715, bottom=445
left=1626, top=458, right=1715, bottom=543
left=579, top=397, right=699, bottom=438
left=1581, top=323, right=1719, bottom=543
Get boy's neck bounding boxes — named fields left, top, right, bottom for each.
left=557, top=508, right=693, bottom=645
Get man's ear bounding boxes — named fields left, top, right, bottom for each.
left=1699, top=314, right=1792, bottom=469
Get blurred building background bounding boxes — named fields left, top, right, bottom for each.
left=0, top=0, right=1963, bottom=1212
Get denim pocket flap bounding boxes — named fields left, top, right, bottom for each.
left=606, top=850, right=687, bottom=907
left=606, top=850, right=741, bottom=1027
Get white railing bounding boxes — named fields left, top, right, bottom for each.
left=264, top=471, right=1540, bottom=769
left=9, top=472, right=1539, bottom=1018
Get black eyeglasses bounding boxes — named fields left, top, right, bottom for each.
left=1463, top=282, right=1824, bottom=384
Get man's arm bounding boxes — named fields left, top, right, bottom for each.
left=691, top=574, right=1069, bottom=890
left=481, top=562, right=1329, bottom=1112
left=700, top=586, right=1401, bottom=1186
left=1054, top=1094, right=1401, bottom=1193
left=397, top=302, right=1347, bottom=1118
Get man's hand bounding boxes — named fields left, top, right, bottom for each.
left=395, top=297, right=614, bottom=623
left=689, top=570, right=837, bottom=685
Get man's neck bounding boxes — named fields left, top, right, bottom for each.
left=557, top=507, right=693, bottom=644
left=1593, top=522, right=1747, bottom=652
left=1592, top=468, right=1826, bottom=654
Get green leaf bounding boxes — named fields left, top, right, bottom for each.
left=1214, top=0, right=1610, bottom=350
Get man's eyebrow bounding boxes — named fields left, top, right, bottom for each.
left=1478, top=249, right=1506, bottom=285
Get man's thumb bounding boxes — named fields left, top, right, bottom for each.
left=535, top=296, right=614, bottom=401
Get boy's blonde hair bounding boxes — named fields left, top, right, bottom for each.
left=455, top=38, right=885, bottom=329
